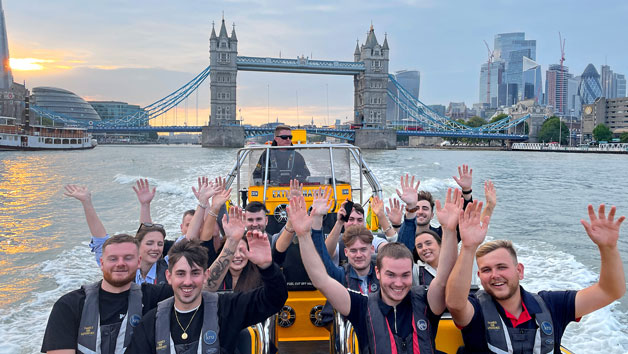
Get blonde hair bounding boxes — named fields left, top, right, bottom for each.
left=476, top=240, right=518, bottom=263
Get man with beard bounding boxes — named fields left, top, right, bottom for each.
left=252, top=125, right=310, bottom=184
left=288, top=189, right=462, bottom=353
left=125, top=232, right=287, bottom=353
left=446, top=204, right=626, bottom=353
left=41, top=234, right=174, bottom=354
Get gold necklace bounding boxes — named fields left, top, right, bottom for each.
left=174, top=305, right=200, bottom=340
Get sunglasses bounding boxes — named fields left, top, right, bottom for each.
left=276, top=135, right=292, bottom=140
left=137, top=222, right=164, bottom=234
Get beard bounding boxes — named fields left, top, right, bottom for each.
left=102, top=267, right=136, bottom=288
left=485, top=280, right=519, bottom=301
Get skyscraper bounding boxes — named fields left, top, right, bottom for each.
left=614, top=73, right=626, bottom=98
left=479, top=61, right=504, bottom=108
left=601, top=65, right=613, bottom=98
left=493, top=32, right=537, bottom=105
left=0, top=0, right=13, bottom=90
left=578, top=64, right=602, bottom=105
left=545, top=64, right=569, bottom=115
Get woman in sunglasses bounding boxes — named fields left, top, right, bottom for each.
left=64, top=184, right=169, bottom=284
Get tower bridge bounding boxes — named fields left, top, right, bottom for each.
left=30, top=17, right=531, bottom=149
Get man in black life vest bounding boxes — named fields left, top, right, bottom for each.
left=446, top=203, right=626, bottom=353
left=287, top=189, right=463, bottom=354
left=252, top=125, right=310, bottom=184
left=41, top=234, right=174, bottom=354
left=126, top=224, right=288, bottom=353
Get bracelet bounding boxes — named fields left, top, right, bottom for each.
left=383, top=225, right=393, bottom=233
left=284, top=225, right=295, bottom=233
left=405, top=205, right=419, bottom=213
left=207, top=209, right=218, bottom=218
left=462, top=189, right=472, bottom=194
left=198, top=202, right=208, bottom=209
left=391, top=223, right=402, bottom=228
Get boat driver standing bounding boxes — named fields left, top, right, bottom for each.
left=446, top=204, right=626, bottom=353
left=252, top=125, right=310, bottom=184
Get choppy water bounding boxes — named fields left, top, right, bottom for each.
left=0, top=145, right=627, bottom=353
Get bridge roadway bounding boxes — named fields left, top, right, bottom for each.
left=88, top=125, right=528, bottom=141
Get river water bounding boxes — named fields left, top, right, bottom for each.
left=0, top=145, right=626, bottom=353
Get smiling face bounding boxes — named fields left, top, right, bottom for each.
left=415, top=232, right=440, bottom=267
left=100, top=242, right=140, bottom=288
left=139, top=231, right=165, bottom=265
left=166, top=256, right=208, bottom=311
left=230, top=240, right=249, bottom=273
left=415, top=200, right=434, bottom=227
left=245, top=210, right=268, bottom=232
left=344, top=239, right=374, bottom=273
left=375, top=256, right=413, bottom=306
left=476, top=248, right=524, bottom=301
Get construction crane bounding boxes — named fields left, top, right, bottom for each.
left=558, top=32, right=566, bottom=116
left=484, top=40, right=494, bottom=106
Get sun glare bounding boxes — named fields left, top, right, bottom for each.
left=9, top=58, right=54, bottom=71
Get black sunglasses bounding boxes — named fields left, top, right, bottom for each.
left=276, top=135, right=292, bottom=140
left=137, top=222, right=164, bottom=234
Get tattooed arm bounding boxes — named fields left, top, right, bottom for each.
left=205, top=207, right=246, bottom=291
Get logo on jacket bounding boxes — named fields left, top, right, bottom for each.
left=486, top=321, right=500, bottom=330
left=370, top=283, right=378, bottom=292
left=204, top=330, right=217, bottom=345
left=540, top=321, right=553, bottom=335
left=129, top=314, right=141, bottom=327
left=417, top=319, right=427, bottom=331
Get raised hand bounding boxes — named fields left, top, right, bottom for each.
left=243, top=230, right=272, bottom=269
left=452, top=164, right=473, bottom=192
left=386, top=198, right=403, bottom=226
left=371, top=196, right=385, bottom=218
left=311, top=187, right=332, bottom=216
left=289, top=179, right=304, bottom=200
left=132, top=179, right=155, bottom=205
left=435, top=188, right=464, bottom=231
left=211, top=187, right=232, bottom=209
left=484, top=180, right=496, bottom=208
left=458, top=201, right=489, bottom=248
left=192, top=177, right=211, bottom=200
left=581, top=204, right=625, bottom=249
left=336, top=199, right=349, bottom=225
left=222, top=206, right=246, bottom=241
left=287, top=195, right=313, bottom=236
left=64, top=184, right=91, bottom=202
left=395, top=174, right=420, bottom=207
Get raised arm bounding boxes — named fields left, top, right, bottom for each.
left=372, top=196, right=395, bottom=240
left=288, top=195, right=351, bottom=316
left=132, top=178, right=155, bottom=224
left=427, top=188, right=463, bottom=315
left=387, top=198, right=403, bottom=237
left=446, top=201, right=490, bottom=327
left=200, top=183, right=231, bottom=242
left=274, top=179, right=303, bottom=252
left=575, top=204, right=626, bottom=318
left=325, top=199, right=348, bottom=258
left=188, top=178, right=222, bottom=241
left=396, top=173, right=420, bottom=220
left=64, top=184, right=106, bottom=237
left=453, top=164, right=473, bottom=202
left=480, top=180, right=496, bottom=221
left=206, top=206, right=246, bottom=291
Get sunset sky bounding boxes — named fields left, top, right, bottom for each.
left=5, top=0, right=627, bottom=126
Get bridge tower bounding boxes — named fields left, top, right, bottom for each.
left=354, top=25, right=389, bottom=128
left=209, top=18, right=238, bottom=126
left=203, top=18, right=245, bottom=147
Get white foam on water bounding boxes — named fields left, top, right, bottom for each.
left=114, top=174, right=190, bottom=197
left=0, top=243, right=100, bottom=354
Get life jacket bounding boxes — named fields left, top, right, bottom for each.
left=476, top=290, right=555, bottom=354
left=155, top=291, right=221, bottom=354
left=77, top=281, right=143, bottom=354
left=344, top=262, right=380, bottom=294
left=364, top=287, right=435, bottom=354
left=413, top=264, right=435, bottom=286
left=155, top=259, right=168, bottom=285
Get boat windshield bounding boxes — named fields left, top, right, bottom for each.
left=245, top=146, right=351, bottom=187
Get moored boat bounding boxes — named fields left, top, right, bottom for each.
left=0, top=116, right=96, bottom=151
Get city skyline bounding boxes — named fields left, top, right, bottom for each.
left=4, top=0, right=628, bottom=126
